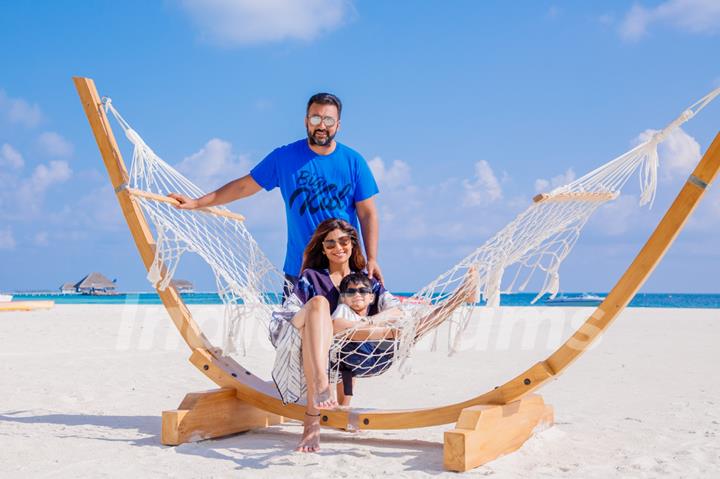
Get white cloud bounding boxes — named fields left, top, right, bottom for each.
left=176, top=138, right=251, bottom=191
left=534, top=168, right=576, bottom=193
left=0, top=89, right=43, bottom=127
left=368, top=156, right=411, bottom=189
left=709, top=187, right=720, bottom=220
left=620, top=0, right=720, bottom=41
left=365, top=156, right=421, bottom=227
left=70, top=185, right=125, bottom=231
left=0, top=227, right=16, bottom=250
left=174, top=138, right=284, bottom=235
left=592, top=194, right=645, bottom=236
left=366, top=157, right=510, bottom=244
left=0, top=143, right=24, bottom=169
left=462, top=160, right=502, bottom=206
left=178, top=0, right=353, bottom=46
left=33, top=231, right=49, bottom=247
left=37, top=132, right=74, bottom=158
left=0, top=160, right=73, bottom=218
left=635, top=127, right=701, bottom=181
left=26, top=160, right=72, bottom=192
left=620, top=4, right=652, bottom=40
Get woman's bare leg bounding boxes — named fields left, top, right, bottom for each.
left=292, top=296, right=338, bottom=452
left=293, top=296, right=337, bottom=409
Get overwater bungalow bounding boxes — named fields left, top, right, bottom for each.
left=73, top=272, right=118, bottom=295
left=59, top=282, right=79, bottom=294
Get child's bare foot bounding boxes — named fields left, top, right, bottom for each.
left=296, top=412, right=321, bottom=453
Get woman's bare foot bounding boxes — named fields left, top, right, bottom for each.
left=296, top=413, right=321, bottom=453
left=314, top=382, right=338, bottom=409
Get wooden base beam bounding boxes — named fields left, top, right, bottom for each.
left=443, top=394, right=554, bottom=472
left=161, top=388, right=284, bottom=445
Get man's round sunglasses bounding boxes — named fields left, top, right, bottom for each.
left=308, top=115, right=337, bottom=128
left=322, top=236, right=352, bottom=249
left=341, top=287, right=373, bottom=296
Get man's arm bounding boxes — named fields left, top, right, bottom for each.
left=356, top=196, right=383, bottom=284
left=168, top=174, right=263, bottom=209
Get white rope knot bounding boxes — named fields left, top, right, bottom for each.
left=125, top=128, right=143, bottom=146
left=101, top=97, right=112, bottom=112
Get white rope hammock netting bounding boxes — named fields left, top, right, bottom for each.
left=102, top=86, right=719, bottom=403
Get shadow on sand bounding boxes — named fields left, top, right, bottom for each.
left=0, top=411, right=448, bottom=473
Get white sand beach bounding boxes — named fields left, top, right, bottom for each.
left=1, top=304, right=719, bottom=478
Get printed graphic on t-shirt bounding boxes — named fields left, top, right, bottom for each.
left=288, top=170, right=352, bottom=215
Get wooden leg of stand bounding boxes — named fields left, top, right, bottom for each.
left=161, top=388, right=284, bottom=445
left=443, top=394, right=554, bottom=472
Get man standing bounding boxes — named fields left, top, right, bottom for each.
left=169, top=93, right=383, bottom=288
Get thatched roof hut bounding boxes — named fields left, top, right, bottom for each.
left=170, top=279, right=194, bottom=293
left=74, top=272, right=117, bottom=294
left=59, top=282, right=77, bottom=293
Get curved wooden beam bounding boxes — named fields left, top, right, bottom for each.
left=75, top=76, right=720, bottom=431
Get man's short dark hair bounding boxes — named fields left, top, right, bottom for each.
left=339, top=272, right=371, bottom=293
left=307, top=92, right=342, bottom=118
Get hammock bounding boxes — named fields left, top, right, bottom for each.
left=101, top=85, right=720, bottom=403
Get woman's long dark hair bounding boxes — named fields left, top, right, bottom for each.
left=301, top=218, right=366, bottom=273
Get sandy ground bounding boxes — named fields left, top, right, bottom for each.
left=1, top=304, right=719, bottom=478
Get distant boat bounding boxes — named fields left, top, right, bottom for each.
left=544, top=293, right=605, bottom=306
left=170, top=279, right=194, bottom=294
left=0, top=294, right=12, bottom=302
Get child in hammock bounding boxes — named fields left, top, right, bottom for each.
left=331, top=272, right=401, bottom=407
left=330, top=269, right=479, bottom=408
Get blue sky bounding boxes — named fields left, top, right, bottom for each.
left=1, top=1, right=719, bottom=293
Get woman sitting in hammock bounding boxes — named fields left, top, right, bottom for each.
left=273, top=217, right=478, bottom=453
left=274, top=218, right=395, bottom=452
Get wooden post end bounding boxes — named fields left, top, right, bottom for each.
left=443, top=394, right=554, bottom=472
left=160, top=388, right=284, bottom=446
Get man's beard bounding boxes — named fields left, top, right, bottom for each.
left=307, top=128, right=335, bottom=146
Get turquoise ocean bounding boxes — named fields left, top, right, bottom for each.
left=8, top=292, right=720, bottom=308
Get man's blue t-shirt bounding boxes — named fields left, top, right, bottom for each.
left=250, top=139, right=379, bottom=276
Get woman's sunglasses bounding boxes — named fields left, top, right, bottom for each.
left=322, top=236, right=352, bottom=249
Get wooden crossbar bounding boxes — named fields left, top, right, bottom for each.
left=127, top=188, right=246, bottom=222
left=533, top=191, right=619, bottom=204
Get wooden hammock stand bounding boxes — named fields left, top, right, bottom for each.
left=74, top=77, right=720, bottom=472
